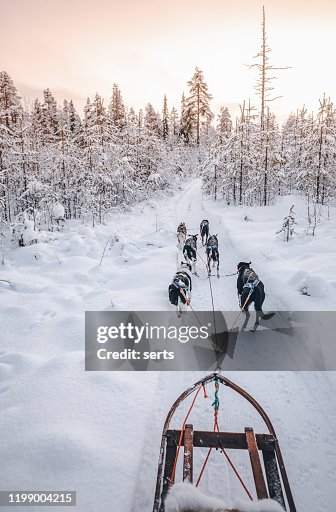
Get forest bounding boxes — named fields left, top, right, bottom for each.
left=0, top=24, right=335, bottom=241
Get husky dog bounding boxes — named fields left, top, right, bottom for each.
left=237, top=261, right=274, bottom=331
left=206, top=234, right=219, bottom=277
left=200, top=219, right=209, bottom=245
left=168, top=262, right=192, bottom=314
left=183, top=235, right=198, bottom=274
left=177, top=222, right=187, bottom=247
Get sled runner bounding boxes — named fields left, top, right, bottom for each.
left=153, top=373, right=296, bottom=512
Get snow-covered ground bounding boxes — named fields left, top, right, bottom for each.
left=1, top=181, right=336, bottom=511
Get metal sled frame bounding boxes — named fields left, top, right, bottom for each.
left=153, top=373, right=296, bottom=512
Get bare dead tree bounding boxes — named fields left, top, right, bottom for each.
left=249, top=6, right=290, bottom=205
left=249, top=6, right=290, bottom=130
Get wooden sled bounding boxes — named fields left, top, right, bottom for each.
left=153, top=373, right=296, bottom=512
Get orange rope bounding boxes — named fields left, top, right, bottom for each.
left=196, top=388, right=218, bottom=487
left=196, top=249, right=209, bottom=268
left=218, top=435, right=254, bottom=501
left=196, top=447, right=212, bottom=486
left=195, top=385, right=254, bottom=502
left=169, top=386, right=203, bottom=487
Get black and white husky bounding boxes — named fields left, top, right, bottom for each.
left=177, top=222, right=187, bottom=247
left=168, top=262, right=192, bottom=314
left=206, top=234, right=219, bottom=277
left=237, top=261, right=274, bottom=331
left=183, top=235, right=198, bottom=274
left=200, top=219, right=209, bottom=245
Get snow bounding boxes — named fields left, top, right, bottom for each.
left=1, top=181, right=336, bottom=511
left=207, top=193, right=336, bottom=309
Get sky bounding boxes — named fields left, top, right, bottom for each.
left=0, top=0, right=335, bottom=122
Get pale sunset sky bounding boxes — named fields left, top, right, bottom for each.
left=0, top=0, right=335, bottom=121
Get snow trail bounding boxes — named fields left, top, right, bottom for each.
left=0, top=181, right=335, bottom=511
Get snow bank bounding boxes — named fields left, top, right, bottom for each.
left=1, top=182, right=336, bottom=512
left=166, top=483, right=284, bottom=512
left=207, top=194, right=336, bottom=310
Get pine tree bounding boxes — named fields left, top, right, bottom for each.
left=41, top=88, right=60, bottom=143
left=216, top=106, right=232, bottom=144
left=162, top=95, right=169, bottom=140
left=0, top=71, right=21, bottom=129
left=170, top=107, right=179, bottom=136
left=276, top=204, right=297, bottom=241
left=109, top=83, right=126, bottom=130
left=144, top=103, right=160, bottom=136
left=179, top=92, right=191, bottom=143
left=186, top=67, right=213, bottom=145
left=0, top=71, right=22, bottom=221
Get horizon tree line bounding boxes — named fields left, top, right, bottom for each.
left=0, top=8, right=335, bottom=239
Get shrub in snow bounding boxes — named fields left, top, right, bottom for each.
left=165, top=483, right=284, bottom=512
left=13, top=213, right=38, bottom=247
left=305, top=200, right=321, bottom=237
left=304, top=275, right=330, bottom=298
left=52, top=202, right=65, bottom=220
left=276, top=204, right=297, bottom=242
left=51, top=202, right=65, bottom=231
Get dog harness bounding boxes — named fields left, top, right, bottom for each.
left=207, top=236, right=218, bottom=247
left=242, top=269, right=260, bottom=291
left=173, top=271, right=190, bottom=288
left=177, top=224, right=186, bottom=234
left=185, top=240, right=196, bottom=250
left=243, top=279, right=260, bottom=290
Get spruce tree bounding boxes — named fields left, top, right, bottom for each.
left=162, top=95, right=169, bottom=140
left=109, top=83, right=126, bottom=130
left=186, top=67, right=213, bottom=145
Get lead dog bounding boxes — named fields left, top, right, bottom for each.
left=200, top=219, right=209, bottom=245
left=183, top=235, right=198, bottom=274
left=177, top=222, right=187, bottom=247
left=168, top=262, right=192, bottom=313
left=237, top=261, right=274, bottom=331
left=206, top=234, right=219, bottom=277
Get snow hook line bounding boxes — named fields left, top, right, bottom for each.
left=178, top=288, right=205, bottom=334
left=194, top=249, right=221, bottom=366
left=228, top=288, right=254, bottom=333
left=178, top=288, right=219, bottom=354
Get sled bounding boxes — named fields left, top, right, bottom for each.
left=153, top=373, right=296, bottom=512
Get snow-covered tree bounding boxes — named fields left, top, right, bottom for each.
left=109, top=83, right=126, bottom=130
left=162, top=95, right=169, bottom=140
left=185, top=67, right=213, bottom=145
left=276, top=204, right=297, bottom=241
